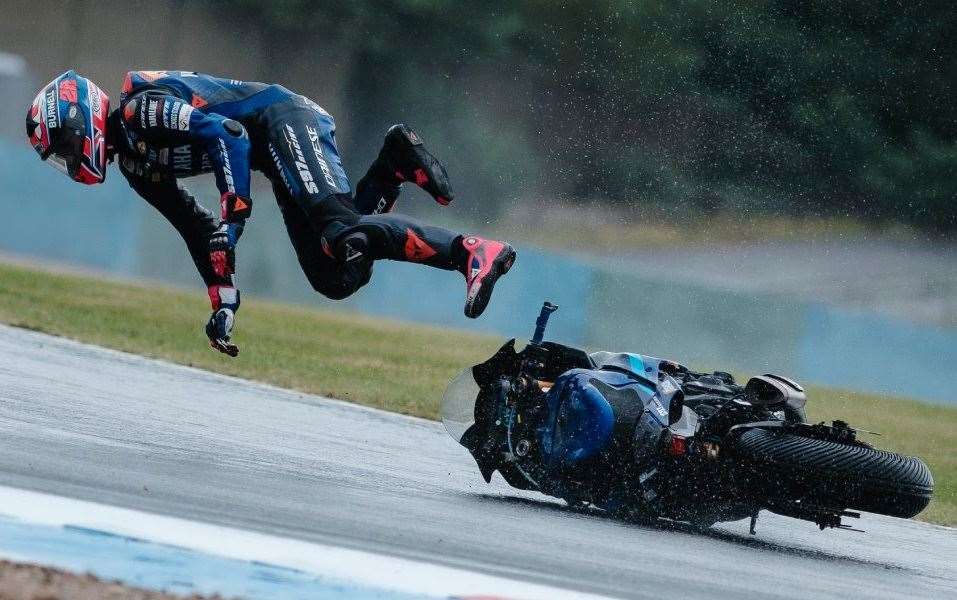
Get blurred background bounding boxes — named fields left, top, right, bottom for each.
left=0, top=0, right=954, bottom=402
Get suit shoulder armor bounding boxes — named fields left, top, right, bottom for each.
left=121, top=70, right=175, bottom=100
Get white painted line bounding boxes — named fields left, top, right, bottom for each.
left=0, top=485, right=618, bottom=600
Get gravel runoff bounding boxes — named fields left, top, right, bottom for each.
left=0, top=560, right=228, bottom=600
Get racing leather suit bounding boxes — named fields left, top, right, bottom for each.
left=108, top=70, right=462, bottom=301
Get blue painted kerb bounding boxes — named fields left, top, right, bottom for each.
left=0, top=515, right=436, bottom=600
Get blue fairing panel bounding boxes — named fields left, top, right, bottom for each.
left=589, top=351, right=666, bottom=385
left=538, top=369, right=649, bottom=471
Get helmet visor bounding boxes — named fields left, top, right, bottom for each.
left=46, top=153, right=73, bottom=177
left=43, top=109, right=87, bottom=179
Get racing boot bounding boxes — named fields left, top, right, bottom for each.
left=458, top=235, right=516, bottom=318
left=355, top=124, right=454, bottom=214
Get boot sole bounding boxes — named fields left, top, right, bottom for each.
left=465, top=245, right=516, bottom=319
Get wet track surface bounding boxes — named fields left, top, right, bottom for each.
left=0, top=325, right=953, bottom=599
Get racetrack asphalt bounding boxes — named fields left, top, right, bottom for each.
left=0, top=324, right=953, bottom=600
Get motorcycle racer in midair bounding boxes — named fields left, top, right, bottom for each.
left=25, top=70, right=516, bottom=356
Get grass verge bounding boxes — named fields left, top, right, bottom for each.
left=0, top=261, right=952, bottom=526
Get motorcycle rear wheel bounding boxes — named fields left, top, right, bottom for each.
left=732, top=429, right=934, bottom=518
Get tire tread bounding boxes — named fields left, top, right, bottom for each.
left=733, top=429, right=933, bottom=518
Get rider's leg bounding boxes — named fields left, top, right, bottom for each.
left=273, top=183, right=372, bottom=300
left=262, top=101, right=371, bottom=300
left=337, top=213, right=461, bottom=270
left=264, top=103, right=512, bottom=316
left=329, top=215, right=516, bottom=318
left=353, top=124, right=454, bottom=215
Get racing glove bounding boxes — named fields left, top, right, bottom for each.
left=205, top=192, right=250, bottom=357
left=206, top=284, right=240, bottom=357
left=209, top=222, right=239, bottom=281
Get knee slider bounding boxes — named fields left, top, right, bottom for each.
left=344, top=220, right=395, bottom=250
left=323, top=219, right=393, bottom=261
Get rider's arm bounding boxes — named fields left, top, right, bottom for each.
left=120, top=92, right=253, bottom=263
left=121, top=92, right=249, bottom=354
left=119, top=162, right=240, bottom=355
left=118, top=164, right=225, bottom=288
left=121, top=92, right=252, bottom=199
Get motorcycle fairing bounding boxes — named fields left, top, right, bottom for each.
left=458, top=339, right=521, bottom=482
left=590, top=352, right=664, bottom=386
left=591, top=351, right=686, bottom=425
left=455, top=342, right=683, bottom=485
left=538, top=369, right=656, bottom=472
left=471, top=338, right=522, bottom=388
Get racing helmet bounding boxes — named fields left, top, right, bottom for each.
left=25, top=70, right=110, bottom=184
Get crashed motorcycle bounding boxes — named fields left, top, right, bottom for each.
left=442, top=302, right=934, bottom=532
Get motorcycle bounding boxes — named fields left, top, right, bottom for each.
left=442, top=302, right=934, bottom=532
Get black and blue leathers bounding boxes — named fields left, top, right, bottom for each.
left=108, top=70, right=463, bottom=303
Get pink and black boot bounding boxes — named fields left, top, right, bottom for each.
left=459, top=235, right=516, bottom=318
left=354, top=124, right=454, bottom=215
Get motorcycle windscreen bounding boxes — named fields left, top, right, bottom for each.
left=441, top=367, right=481, bottom=444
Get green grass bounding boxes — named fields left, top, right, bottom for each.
left=805, top=389, right=956, bottom=527
left=0, top=261, right=953, bottom=526
left=0, top=261, right=501, bottom=417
